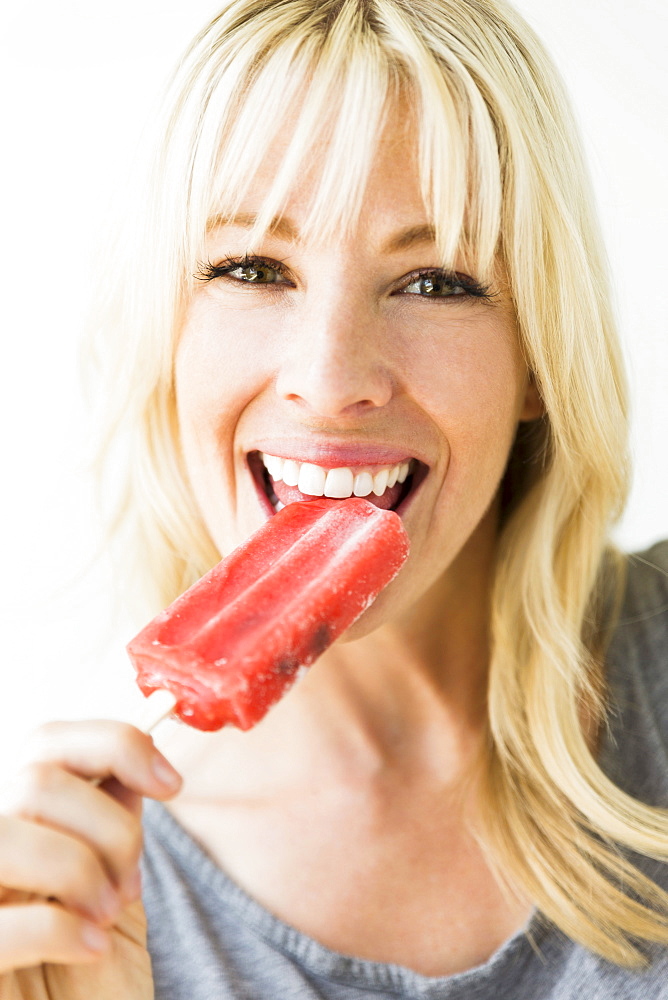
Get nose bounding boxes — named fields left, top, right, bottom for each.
left=274, top=291, right=394, bottom=419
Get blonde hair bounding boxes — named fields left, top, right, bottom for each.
left=92, top=0, right=668, bottom=966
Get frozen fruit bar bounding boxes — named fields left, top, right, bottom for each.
left=127, top=498, right=410, bottom=731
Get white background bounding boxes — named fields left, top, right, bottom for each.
left=0, top=1, right=666, bottom=775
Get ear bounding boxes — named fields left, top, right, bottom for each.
left=519, top=372, right=545, bottom=422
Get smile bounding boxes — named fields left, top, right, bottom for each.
left=248, top=451, right=421, bottom=513
left=263, top=453, right=413, bottom=497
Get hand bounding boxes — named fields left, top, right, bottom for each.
left=0, top=720, right=182, bottom=998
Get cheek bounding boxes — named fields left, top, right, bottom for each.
left=173, top=300, right=276, bottom=544
left=174, top=296, right=272, bottom=440
left=402, top=316, right=529, bottom=542
left=173, top=307, right=279, bottom=555
left=402, top=318, right=527, bottom=449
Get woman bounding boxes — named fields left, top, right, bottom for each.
left=0, top=0, right=666, bottom=996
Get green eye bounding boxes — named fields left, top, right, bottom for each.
left=403, top=275, right=467, bottom=297
left=234, top=263, right=281, bottom=283
left=195, top=256, right=293, bottom=288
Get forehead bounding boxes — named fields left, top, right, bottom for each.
left=270, top=101, right=418, bottom=194
left=207, top=93, right=429, bottom=237
left=206, top=106, right=434, bottom=249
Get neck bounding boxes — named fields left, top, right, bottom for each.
left=162, top=509, right=498, bottom=800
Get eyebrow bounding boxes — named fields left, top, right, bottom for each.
left=206, top=213, right=438, bottom=254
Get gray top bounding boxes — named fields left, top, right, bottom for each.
left=141, top=542, right=668, bottom=999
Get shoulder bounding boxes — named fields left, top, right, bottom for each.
left=615, top=540, right=668, bottom=677
left=622, top=540, right=668, bottom=625
left=602, top=540, right=668, bottom=804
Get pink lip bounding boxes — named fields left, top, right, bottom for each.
left=249, top=440, right=427, bottom=469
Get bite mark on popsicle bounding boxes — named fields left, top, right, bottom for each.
left=127, top=498, right=410, bottom=732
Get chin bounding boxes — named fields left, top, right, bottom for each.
left=336, top=577, right=411, bottom=643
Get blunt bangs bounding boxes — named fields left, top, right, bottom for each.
left=173, top=0, right=503, bottom=286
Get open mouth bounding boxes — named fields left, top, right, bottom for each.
left=248, top=451, right=425, bottom=515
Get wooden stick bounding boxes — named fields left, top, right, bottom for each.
left=90, top=690, right=177, bottom=787
left=135, top=689, right=178, bottom=734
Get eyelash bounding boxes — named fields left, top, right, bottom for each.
left=194, top=255, right=493, bottom=301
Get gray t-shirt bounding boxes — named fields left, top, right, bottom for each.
left=141, top=542, right=668, bottom=999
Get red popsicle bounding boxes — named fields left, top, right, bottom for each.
left=127, top=498, right=410, bottom=731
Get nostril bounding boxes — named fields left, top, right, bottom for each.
left=281, top=391, right=388, bottom=417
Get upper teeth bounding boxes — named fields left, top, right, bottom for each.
left=261, top=454, right=413, bottom=499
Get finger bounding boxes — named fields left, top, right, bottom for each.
left=98, top=776, right=143, bottom=819
left=0, top=902, right=108, bottom=972
left=0, top=815, right=120, bottom=924
left=1, top=763, right=144, bottom=901
left=24, top=720, right=182, bottom=800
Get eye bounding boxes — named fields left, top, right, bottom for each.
left=228, top=262, right=284, bottom=284
left=399, top=270, right=492, bottom=300
left=195, top=256, right=292, bottom=286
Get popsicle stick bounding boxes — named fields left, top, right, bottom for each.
left=136, top=689, right=178, bottom=734
left=90, top=689, right=177, bottom=788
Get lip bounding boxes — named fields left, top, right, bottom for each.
left=249, top=439, right=430, bottom=469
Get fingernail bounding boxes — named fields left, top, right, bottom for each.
left=81, top=921, right=109, bottom=953
left=151, top=755, right=182, bottom=789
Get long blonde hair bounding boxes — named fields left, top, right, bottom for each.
left=92, top=0, right=668, bottom=965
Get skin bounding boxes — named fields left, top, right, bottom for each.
left=0, top=109, right=542, bottom=984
